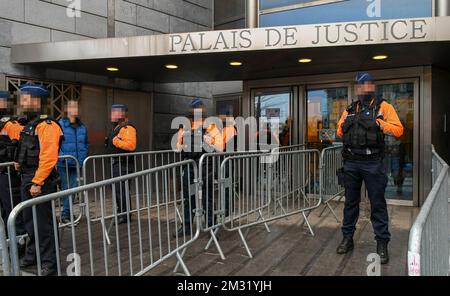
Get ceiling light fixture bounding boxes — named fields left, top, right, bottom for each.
left=373, top=55, right=388, bottom=60
left=107, top=67, right=119, bottom=72
left=165, top=64, right=179, bottom=69
left=298, top=58, right=312, bottom=63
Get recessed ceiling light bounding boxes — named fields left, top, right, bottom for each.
left=298, top=58, right=312, bottom=63
left=229, top=61, right=242, bottom=66
left=107, top=67, right=119, bottom=72
left=165, top=64, right=178, bottom=69
left=373, top=55, right=388, bottom=60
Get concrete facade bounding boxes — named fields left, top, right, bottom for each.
left=0, top=0, right=215, bottom=150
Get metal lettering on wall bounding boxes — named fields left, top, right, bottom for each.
left=168, top=18, right=432, bottom=53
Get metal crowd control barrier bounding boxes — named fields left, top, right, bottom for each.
left=0, top=215, right=10, bottom=276
left=408, top=146, right=449, bottom=276
left=318, top=144, right=344, bottom=222
left=82, top=150, right=182, bottom=244
left=56, top=155, right=83, bottom=226
left=197, top=151, right=266, bottom=260
left=7, top=160, right=201, bottom=276
left=219, top=149, right=322, bottom=258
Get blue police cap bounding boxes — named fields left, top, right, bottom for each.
left=0, top=91, right=9, bottom=99
left=19, top=83, right=49, bottom=97
left=190, top=98, right=204, bottom=108
left=111, top=104, right=128, bottom=111
left=355, top=72, right=373, bottom=84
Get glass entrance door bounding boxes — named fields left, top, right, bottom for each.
left=306, top=85, right=349, bottom=150
left=375, top=82, right=416, bottom=202
left=254, top=88, right=294, bottom=146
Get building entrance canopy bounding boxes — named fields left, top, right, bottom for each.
left=11, top=17, right=450, bottom=82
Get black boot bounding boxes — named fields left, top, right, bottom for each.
left=377, top=241, right=389, bottom=264
left=336, top=236, right=354, bottom=254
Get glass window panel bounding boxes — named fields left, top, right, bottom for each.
left=260, top=0, right=322, bottom=10
left=376, top=83, right=414, bottom=201
left=306, top=87, right=348, bottom=149
left=260, top=0, right=432, bottom=27
left=255, top=90, right=292, bottom=146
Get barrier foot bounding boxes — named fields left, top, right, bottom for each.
left=173, top=248, right=190, bottom=276
left=101, top=218, right=112, bottom=246
left=238, top=229, right=253, bottom=259
left=301, top=212, right=315, bottom=236
left=257, top=210, right=271, bottom=233
left=326, top=202, right=341, bottom=223
left=205, top=229, right=226, bottom=260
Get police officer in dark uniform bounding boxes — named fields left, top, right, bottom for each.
left=15, top=83, right=63, bottom=276
left=0, top=91, right=26, bottom=237
left=175, top=99, right=216, bottom=236
left=336, top=72, right=404, bottom=264
left=105, top=104, right=137, bottom=225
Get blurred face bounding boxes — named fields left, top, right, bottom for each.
left=67, top=100, right=79, bottom=118
left=19, top=93, right=41, bottom=112
left=111, top=108, right=126, bottom=123
left=355, top=82, right=376, bottom=96
left=0, top=98, right=7, bottom=110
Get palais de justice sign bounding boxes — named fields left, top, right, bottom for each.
left=168, top=18, right=431, bottom=54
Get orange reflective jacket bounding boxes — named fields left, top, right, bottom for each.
left=337, top=100, right=404, bottom=139
left=33, top=121, right=63, bottom=186
left=112, top=125, right=137, bottom=152
left=1, top=120, right=24, bottom=141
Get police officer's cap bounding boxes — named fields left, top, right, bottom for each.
left=355, top=72, right=373, bottom=84
left=190, top=98, right=204, bottom=108
left=19, top=83, right=49, bottom=97
left=0, top=91, right=9, bottom=99
left=111, top=104, right=128, bottom=111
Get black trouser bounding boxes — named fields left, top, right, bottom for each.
left=20, top=169, right=58, bottom=268
left=112, top=161, right=133, bottom=216
left=183, top=161, right=214, bottom=228
left=0, top=171, right=25, bottom=235
left=342, top=159, right=390, bottom=242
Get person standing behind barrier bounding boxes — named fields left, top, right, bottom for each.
left=0, top=91, right=26, bottom=238
left=336, top=72, right=404, bottom=264
left=175, top=99, right=220, bottom=236
left=105, top=104, right=137, bottom=225
left=15, top=83, right=63, bottom=276
left=57, top=100, right=89, bottom=224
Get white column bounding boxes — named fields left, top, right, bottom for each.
left=246, top=0, right=259, bottom=28
left=436, top=0, right=450, bottom=16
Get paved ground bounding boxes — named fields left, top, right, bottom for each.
left=1, top=200, right=418, bottom=276
left=149, top=201, right=419, bottom=276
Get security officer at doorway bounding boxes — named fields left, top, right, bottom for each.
left=175, top=99, right=221, bottom=236
left=336, top=72, right=404, bottom=264
left=105, top=104, right=137, bottom=225
left=15, top=83, right=63, bottom=276
left=0, top=91, right=26, bottom=237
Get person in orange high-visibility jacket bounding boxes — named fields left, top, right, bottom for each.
left=335, top=72, right=404, bottom=265
left=14, top=83, right=63, bottom=276
left=0, top=93, right=27, bottom=239
left=105, top=104, right=137, bottom=225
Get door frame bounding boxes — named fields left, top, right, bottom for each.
left=244, top=67, right=427, bottom=206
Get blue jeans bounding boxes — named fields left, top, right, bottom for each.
left=57, top=167, right=78, bottom=218
left=342, top=159, right=390, bottom=242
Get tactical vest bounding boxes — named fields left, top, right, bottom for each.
left=0, top=118, right=22, bottom=163
left=17, top=116, right=62, bottom=170
left=341, top=99, right=385, bottom=159
left=105, top=123, right=137, bottom=155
